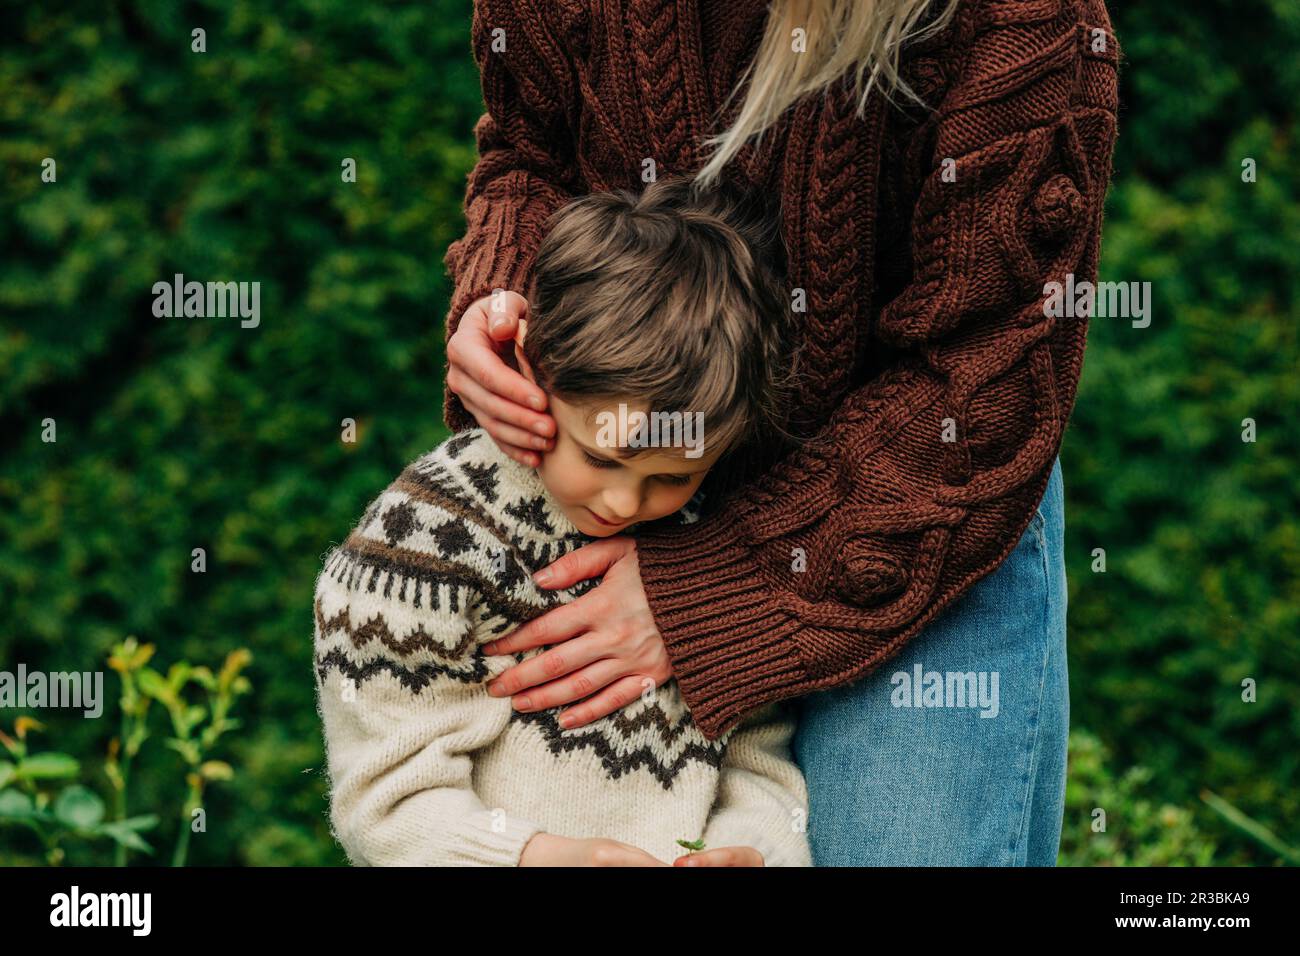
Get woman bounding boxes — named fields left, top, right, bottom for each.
left=441, top=0, right=1119, bottom=865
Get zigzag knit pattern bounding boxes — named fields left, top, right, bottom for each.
left=439, top=0, right=1121, bottom=740
left=313, top=427, right=811, bottom=866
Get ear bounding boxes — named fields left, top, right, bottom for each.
left=513, top=320, right=537, bottom=385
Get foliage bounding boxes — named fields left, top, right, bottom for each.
left=0, top=1, right=1295, bottom=864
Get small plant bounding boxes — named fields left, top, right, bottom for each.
left=0, top=639, right=251, bottom=866
left=136, top=648, right=253, bottom=867
left=105, top=637, right=156, bottom=865
left=676, top=837, right=707, bottom=854
left=0, top=717, right=158, bottom=865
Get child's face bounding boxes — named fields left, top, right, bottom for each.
left=515, top=340, right=721, bottom=537
left=538, top=393, right=721, bottom=537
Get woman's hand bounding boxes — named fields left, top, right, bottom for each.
left=446, top=291, right=555, bottom=467
left=481, top=536, right=672, bottom=730
left=673, top=847, right=765, bottom=867
left=520, top=832, right=668, bottom=867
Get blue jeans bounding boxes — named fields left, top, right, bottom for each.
left=791, top=456, right=1068, bottom=866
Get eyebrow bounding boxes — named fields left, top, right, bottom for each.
left=574, top=436, right=711, bottom=472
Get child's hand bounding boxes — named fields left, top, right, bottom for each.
left=520, top=832, right=669, bottom=867
left=673, top=846, right=765, bottom=867
left=446, top=291, right=555, bottom=468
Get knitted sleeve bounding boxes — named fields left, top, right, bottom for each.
left=634, top=0, right=1121, bottom=740
left=441, top=0, right=583, bottom=433
left=700, top=702, right=812, bottom=867
left=313, top=518, right=544, bottom=866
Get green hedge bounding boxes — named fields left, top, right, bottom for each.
left=1, top=1, right=1295, bottom=865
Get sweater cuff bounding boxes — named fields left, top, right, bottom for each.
left=635, top=516, right=809, bottom=741
left=445, top=810, right=545, bottom=867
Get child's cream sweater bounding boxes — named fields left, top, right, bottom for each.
left=313, top=427, right=811, bottom=866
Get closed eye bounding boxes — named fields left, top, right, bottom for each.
left=582, top=450, right=695, bottom=486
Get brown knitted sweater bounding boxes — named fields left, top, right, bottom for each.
left=441, top=0, right=1121, bottom=740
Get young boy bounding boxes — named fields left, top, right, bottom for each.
left=313, top=176, right=812, bottom=866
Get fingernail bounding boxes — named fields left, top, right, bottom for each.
left=486, top=681, right=502, bottom=696
left=516, top=695, right=531, bottom=709
left=490, top=317, right=506, bottom=333
left=533, top=568, right=553, bottom=585
left=530, top=395, right=545, bottom=411
left=533, top=421, right=549, bottom=436
left=559, top=714, right=575, bottom=728
left=531, top=436, right=547, bottom=449
left=482, top=641, right=497, bottom=653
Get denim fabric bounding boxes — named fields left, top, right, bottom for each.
left=791, top=456, right=1068, bottom=865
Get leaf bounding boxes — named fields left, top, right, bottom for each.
left=112, top=813, right=160, bottom=832
left=14, top=716, right=44, bottom=739
left=0, top=789, right=37, bottom=818
left=675, top=837, right=706, bottom=851
left=0, top=760, right=14, bottom=790
left=199, top=760, right=233, bottom=781
left=97, top=819, right=157, bottom=854
left=53, top=785, right=106, bottom=830
left=163, top=738, right=201, bottom=765
left=16, top=752, right=80, bottom=780
left=136, top=667, right=170, bottom=701
left=1201, top=790, right=1300, bottom=864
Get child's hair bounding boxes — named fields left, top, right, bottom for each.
left=521, top=175, right=807, bottom=504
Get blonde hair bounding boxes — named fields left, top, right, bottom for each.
left=694, top=0, right=960, bottom=189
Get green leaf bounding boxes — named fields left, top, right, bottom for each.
left=97, top=819, right=157, bottom=854
left=136, top=667, right=170, bottom=701
left=112, top=813, right=160, bottom=833
left=0, top=789, right=37, bottom=818
left=53, top=785, right=106, bottom=830
left=0, top=760, right=15, bottom=790
left=199, top=760, right=233, bottom=781
left=163, top=738, right=201, bottom=765
left=16, top=752, right=80, bottom=780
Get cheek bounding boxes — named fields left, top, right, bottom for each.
left=648, top=483, right=696, bottom=514
left=539, top=448, right=601, bottom=500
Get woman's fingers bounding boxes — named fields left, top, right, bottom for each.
left=457, top=394, right=539, bottom=467
left=448, top=366, right=554, bottom=449
left=451, top=297, right=548, bottom=413
left=508, top=657, right=631, bottom=714
left=554, top=674, right=654, bottom=730
left=529, top=536, right=628, bottom=591
left=477, top=289, right=527, bottom=338
left=486, top=590, right=600, bottom=656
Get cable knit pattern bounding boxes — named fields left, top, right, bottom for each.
left=314, top=427, right=811, bottom=866
left=440, top=0, right=1121, bottom=739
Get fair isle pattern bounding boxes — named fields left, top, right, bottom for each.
left=313, top=427, right=724, bottom=786
left=313, top=427, right=811, bottom=866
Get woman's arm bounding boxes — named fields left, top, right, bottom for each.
left=442, top=0, right=582, bottom=434
left=634, top=0, right=1122, bottom=740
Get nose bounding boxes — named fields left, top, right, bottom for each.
left=601, top=484, right=641, bottom=521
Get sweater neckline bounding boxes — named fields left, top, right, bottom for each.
left=464, top=429, right=592, bottom=543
